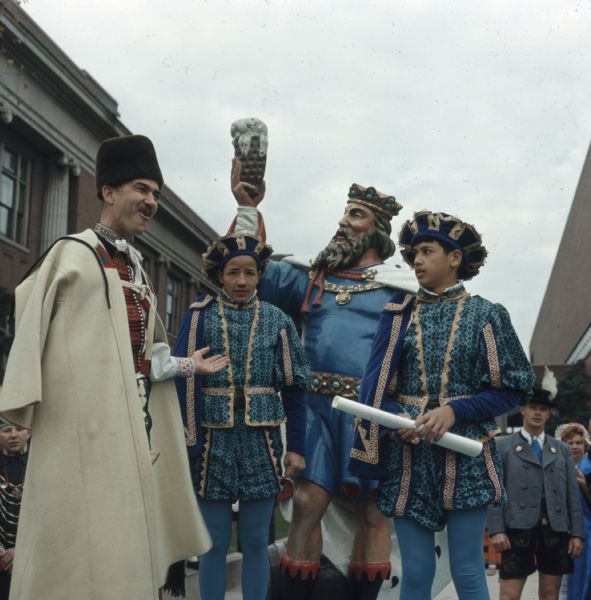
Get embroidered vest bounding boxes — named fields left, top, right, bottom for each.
left=112, top=251, right=152, bottom=377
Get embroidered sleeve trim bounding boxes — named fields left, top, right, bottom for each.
left=197, top=428, right=212, bottom=498
left=184, top=310, right=200, bottom=446
left=350, top=312, right=403, bottom=465
left=247, top=386, right=276, bottom=394
left=280, top=328, right=294, bottom=386
left=413, top=304, right=430, bottom=406
left=176, top=357, right=195, bottom=379
left=483, top=323, right=501, bottom=388
left=387, top=373, right=398, bottom=396
left=439, top=296, right=467, bottom=405
left=395, top=445, right=413, bottom=516
left=443, top=449, right=457, bottom=510
left=476, top=427, right=501, bottom=442
left=483, top=441, right=503, bottom=503
left=244, top=301, right=263, bottom=426
left=218, top=301, right=236, bottom=428
left=202, top=386, right=275, bottom=395
left=383, top=293, right=414, bottom=312
left=190, top=295, right=214, bottom=310
left=397, top=394, right=428, bottom=408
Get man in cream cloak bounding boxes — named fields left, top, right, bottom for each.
left=0, top=136, right=212, bottom=600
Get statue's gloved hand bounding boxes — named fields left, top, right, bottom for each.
left=231, top=158, right=265, bottom=207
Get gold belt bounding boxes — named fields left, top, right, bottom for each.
left=308, top=372, right=361, bottom=399
left=201, top=387, right=275, bottom=409
left=201, top=387, right=275, bottom=395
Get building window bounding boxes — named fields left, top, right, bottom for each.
left=0, top=289, right=14, bottom=382
left=142, top=255, right=152, bottom=282
left=567, top=323, right=591, bottom=364
left=0, top=145, right=30, bottom=244
left=165, top=275, right=181, bottom=334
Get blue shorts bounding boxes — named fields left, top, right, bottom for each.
left=192, top=409, right=283, bottom=502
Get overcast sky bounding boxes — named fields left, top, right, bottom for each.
left=23, top=0, right=591, bottom=351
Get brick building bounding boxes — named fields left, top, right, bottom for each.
left=0, top=0, right=218, bottom=372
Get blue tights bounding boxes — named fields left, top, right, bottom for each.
left=394, top=507, right=489, bottom=600
left=197, top=496, right=276, bottom=600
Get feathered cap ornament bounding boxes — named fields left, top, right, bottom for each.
left=202, top=233, right=272, bottom=284
left=528, top=366, right=558, bottom=407
left=398, top=211, right=488, bottom=280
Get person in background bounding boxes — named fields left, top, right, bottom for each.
left=488, top=382, right=584, bottom=600
left=0, top=421, right=30, bottom=600
left=555, top=422, right=591, bottom=600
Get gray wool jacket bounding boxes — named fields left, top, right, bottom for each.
left=487, top=431, right=584, bottom=539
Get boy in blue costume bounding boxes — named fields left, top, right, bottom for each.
left=350, top=211, right=535, bottom=599
left=174, top=232, right=310, bottom=600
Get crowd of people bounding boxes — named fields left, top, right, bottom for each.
left=0, top=133, right=589, bottom=600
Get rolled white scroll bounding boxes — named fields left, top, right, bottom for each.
left=332, top=395, right=483, bottom=457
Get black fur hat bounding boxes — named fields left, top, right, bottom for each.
left=95, top=135, right=163, bottom=200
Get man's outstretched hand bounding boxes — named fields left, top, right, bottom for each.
left=191, top=347, right=229, bottom=375
left=231, top=158, right=266, bottom=207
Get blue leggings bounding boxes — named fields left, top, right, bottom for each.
left=394, top=507, right=489, bottom=600
left=197, top=496, right=276, bottom=600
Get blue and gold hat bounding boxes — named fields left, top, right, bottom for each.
left=399, top=210, right=487, bottom=280
left=347, top=183, right=402, bottom=220
left=202, top=233, right=273, bottom=284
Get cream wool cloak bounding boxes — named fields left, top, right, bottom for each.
left=0, top=230, right=210, bottom=600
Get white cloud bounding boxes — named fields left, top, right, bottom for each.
left=22, top=0, right=591, bottom=351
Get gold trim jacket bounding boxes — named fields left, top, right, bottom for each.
left=350, top=287, right=535, bottom=478
left=174, top=295, right=310, bottom=454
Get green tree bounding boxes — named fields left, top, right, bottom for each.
left=548, top=361, right=591, bottom=433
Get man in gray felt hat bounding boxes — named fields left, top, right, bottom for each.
left=488, top=374, right=584, bottom=600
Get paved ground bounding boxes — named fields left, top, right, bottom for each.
left=175, top=558, right=543, bottom=599
left=213, top=568, right=543, bottom=599
left=434, top=568, right=539, bottom=599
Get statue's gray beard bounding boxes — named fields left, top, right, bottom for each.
left=311, top=231, right=373, bottom=271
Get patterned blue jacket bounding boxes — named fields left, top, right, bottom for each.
left=350, top=286, right=535, bottom=482
left=174, top=293, right=310, bottom=456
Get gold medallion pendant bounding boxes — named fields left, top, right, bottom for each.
left=308, top=270, right=385, bottom=307
left=335, top=291, right=352, bottom=305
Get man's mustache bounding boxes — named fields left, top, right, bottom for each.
left=332, top=227, right=356, bottom=241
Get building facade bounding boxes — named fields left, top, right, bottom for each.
left=0, top=0, right=218, bottom=374
left=530, top=138, right=591, bottom=370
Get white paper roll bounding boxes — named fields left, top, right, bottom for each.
left=332, top=395, right=483, bottom=457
